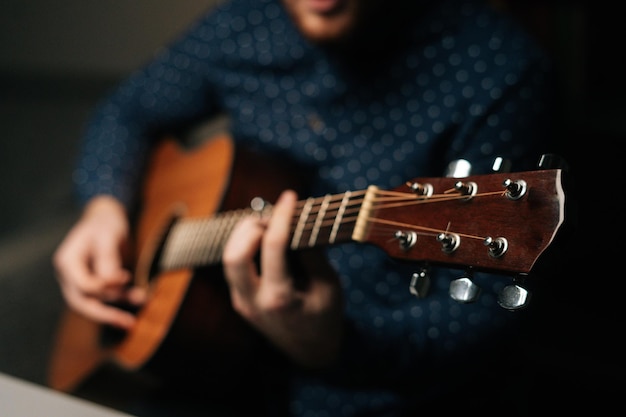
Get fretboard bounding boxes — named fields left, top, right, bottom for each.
left=158, top=189, right=369, bottom=272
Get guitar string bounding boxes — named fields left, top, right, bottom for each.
left=289, top=189, right=504, bottom=240
left=160, top=188, right=505, bottom=270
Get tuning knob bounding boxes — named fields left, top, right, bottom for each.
left=445, top=159, right=471, bottom=178
left=537, top=153, right=569, bottom=170
left=449, top=273, right=480, bottom=303
left=498, top=280, right=531, bottom=310
left=492, top=156, right=512, bottom=173
left=409, top=268, right=430, bottom=298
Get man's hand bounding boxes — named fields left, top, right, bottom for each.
left=52, top=195, right=147, bottom=329
left=222, top=190, right=344, bottom=369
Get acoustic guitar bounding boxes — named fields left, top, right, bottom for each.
left=47, top=132, right=566, bottom=393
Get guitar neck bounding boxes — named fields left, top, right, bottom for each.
left=158, top=190, right=365, bottom=271
left=157, top=168, right=564, bottom=276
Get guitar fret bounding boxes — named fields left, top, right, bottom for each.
left=292, top=197, right=314, bottom=250
left=330, top=191, right=351, bottom=244
left=190, top=220, right=204, bottom=265
left=189, top=221, right=201, bottom=265
left=178, top=222, right=192, bottom=267
left=199, top=218, right=217, bottom=264
left=161, top=221, right=187, bottom=270
left=308, top=194, right=331, bottom=247
left=208, top=214, right=225, bottom=263
left=184, top=220, right=202, bottom=267
left=204, top=215, right=220, bottom=264
left=352, top=186, right=377, bottom=242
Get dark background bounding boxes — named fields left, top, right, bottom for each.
left=0, top=0, right=616, bottom=415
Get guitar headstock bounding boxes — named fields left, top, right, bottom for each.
left=353, top=168, right=565, bottom=276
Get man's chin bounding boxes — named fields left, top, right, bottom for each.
left=296, top=14, right=356, bottom=44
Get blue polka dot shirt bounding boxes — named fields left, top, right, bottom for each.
left=72, top=0, right=555, bottom=415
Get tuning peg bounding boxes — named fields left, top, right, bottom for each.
left=537, top=153, right=569, bottom=171
left=498, top=276, right=531, bottom=310
left=484, top=236, right=508, bottom=258
left=502, top=178, right=527, bottom=200
left=453, top=180, right=477, bottom=199
left=449, top=272, right=480, bottom=303
left=407, top=181, right=433, bottom=197
left=409, top=268, right=430, bottom=298
left=445, top=159, right=471, bottom=178
left=436, top=232, right=460, bottom=253
left=394, top=230, right=418, bottom=250
left=491, top=156, right=512, bottom=173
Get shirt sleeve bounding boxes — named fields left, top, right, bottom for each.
left=71, top=9, right=224, bottom=209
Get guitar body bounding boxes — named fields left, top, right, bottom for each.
left=48, top=133, right=303, bottom=392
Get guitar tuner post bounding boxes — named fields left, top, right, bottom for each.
left=502, top=179, right=527, bottom=200
left=394, top=230, right=418, bottom=250
left=407, top=181, right=433, bottom=197
left=484, top=236, right=508, bottom=258
left=454, top=180, right=477, bottom=200
left=436, top=232, right=460, bottom=253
